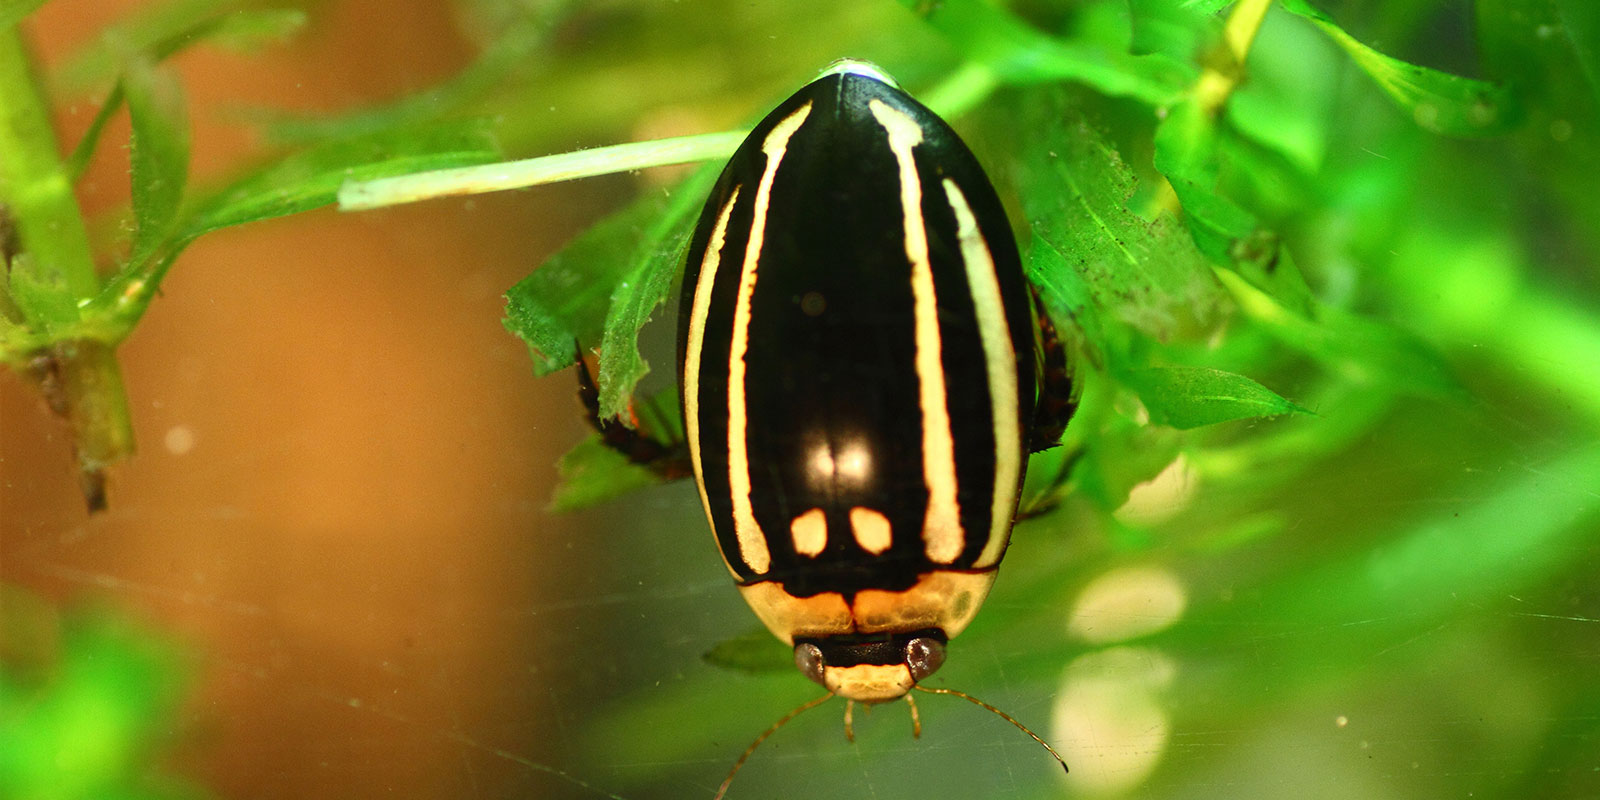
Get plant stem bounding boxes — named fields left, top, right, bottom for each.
left=0, top=27, right=135, bottom=511
left=339, top=61, right=1005, bottom=213
left=1194, top=0, right=1274, bottom=116
left=45, top=340, right=134, bottom=511
left=338, top=130, right=748, bottom=211
left=0, top=28, right=99, bottom=321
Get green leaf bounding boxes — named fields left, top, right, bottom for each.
left=80, top=120, right=500, bottom=343
left=1281, top=0, right=1520, bottom=137
left=1224, top=9, right=1340, bottom=174
left=51, top=0, right=291, bottom=96
left=702, top=627, right=792, bottom=674
left=123, top=59, right=189, bottom=265
left=547, top=435, right=663, bottom=513
left=0, top=594, right=201, bottom=800
left=191, top=7, right=307, bottom=52
left=0, top=0, right=46, bottom=31
left=502, top=163, right=715, bottom=403
left=180, top=120, right=501, bottom=239
left=1015, top=89, right=1227, bottom=353
left=594, top=166, right=718, bottom=420
left=1121, top=365, right=1306, bottom=428
left=1152, top=99, right=1262, bottom=263
left=897, top=0, right=1191, bottom=105
left=1054, top=386, right=1185, bottom=512
left=61, top=8, right=306, bottom=179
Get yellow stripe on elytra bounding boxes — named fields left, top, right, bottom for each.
left=684, top=186, right=741, bottom=575
left=727, top=101, right=813, bottom=575
left=869, top=98, right=963, bottom=565
left=943, top=179, right=1020, bottom=569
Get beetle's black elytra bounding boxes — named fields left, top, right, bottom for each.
left=672, top=60, right=1069, bottom=703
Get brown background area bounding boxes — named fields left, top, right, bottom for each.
left=2, top=1, right=619, bottom=795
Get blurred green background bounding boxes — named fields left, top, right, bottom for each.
left=3, top=1, right=1597, bottom=799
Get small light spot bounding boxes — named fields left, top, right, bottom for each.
left=1068, top=565, right=1187, bottom=644
left=1336, top=715, right=1349, bottom=728
left=850, top=507, right=892, bottom=554
left=1551, top=119, right=1573, bottom=142
left=834, top=439, right=871, bottom=484
left=800, top=291, right=826, bottom=316
left=1116, top=455, right=1196, bottom=525
left=790, top=508, right=827, bottom=557
left=1053, top=647, right=1175, bottom=794
left=808, top=446, right=835, bottom=483
left=164, top=425, right=196, bottom=455
left=1413, top=103, right=1441, bottom=129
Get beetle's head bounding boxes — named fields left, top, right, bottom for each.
left=792, top=629, right=947, bottom=703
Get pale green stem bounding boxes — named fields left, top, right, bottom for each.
left=0, top=28, right=99, bottom=322
left=338, top=63, right=1005, bottom=212
left=1195, top=0, right=1274, bottom=115
left=338, top=130, right=748, bottom=211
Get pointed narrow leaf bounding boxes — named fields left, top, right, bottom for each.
left=503, top=163, right=714, bottom=400
left=504, top=189, right=682, bottom=378
left=1282, top=0, right=1519, bottom=136
left=194, top=8, right=307, bottom=52
left=123, top=59, right=189, bottom=264
left=1016, top=89, right=1226, bottom=352
left=1122, top=365, right=1307, bottom=428
left=594, top=165, right=717, bottom=420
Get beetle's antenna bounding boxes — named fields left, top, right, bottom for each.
left=713, top=692, right=834, bottom=800
left=912, top=685, right=1068, bottom=773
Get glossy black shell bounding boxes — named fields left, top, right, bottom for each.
left=676, top=68, right=1036, bottom=598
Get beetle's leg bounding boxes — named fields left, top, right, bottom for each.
left=573, top=343, right=692, bottom=480
left=843, top=700, right=857, bottom=742
left=1015, top=445, right=1085, bottom=521
left=1028, top=285, right=1077, bottom=454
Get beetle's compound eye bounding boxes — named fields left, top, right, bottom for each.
left=905, top=637, right=946, bottom=682
left=794, top=643, right=827, bottom=686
